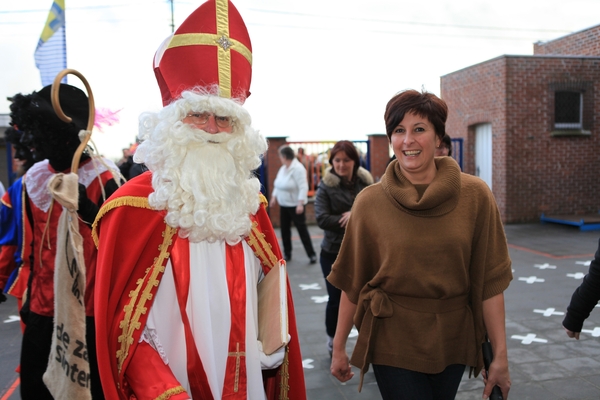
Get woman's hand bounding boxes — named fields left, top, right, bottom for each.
left=295, top=203, right=304, bottom=215
left=483, top=356, right=510, bottom=399
left=564, top=325, right=580, bottom=340
left=339, top=211, right=351, bottom=228
left=330, top=348, right=354, bottom=382
left=482, top=293, right=510, bottom=399
left=330, top=292, right=357, bottom=382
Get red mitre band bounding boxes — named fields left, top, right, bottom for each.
left=154, top=0, right=253, bottom=106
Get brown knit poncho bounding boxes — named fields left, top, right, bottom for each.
left=327, top=157, right=512, bottom=385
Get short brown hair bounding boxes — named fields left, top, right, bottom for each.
left=329, top=140, right=360, bottom=177
left=384, top=89, right=447, bottom=141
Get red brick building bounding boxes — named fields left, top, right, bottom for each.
left=441, top=24, right=600, bottom=223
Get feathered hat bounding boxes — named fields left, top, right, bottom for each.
left=153, top=0, right=253, bottom=106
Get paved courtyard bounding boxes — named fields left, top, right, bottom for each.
left=2, top=222, right=600, bottom=399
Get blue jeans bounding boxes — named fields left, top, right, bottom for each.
left=372, top=363, right=465, bottom=400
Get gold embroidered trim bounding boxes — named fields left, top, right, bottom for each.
left=278, top=345, right=290, bottom=400
left=155, top=385, right=186, bottom=400
left=246, top=221, right=278, bottom=270
left=116, top=224, right=177, bottom=374
left=259, top=193, right=268, bottom=208
left=92, top=196, right=153, bottom=247
left=6, top=264, right=24, bottom=294
left=167, top=33, right=252, bottom=65
left=215, top=0, right=231, bottom=98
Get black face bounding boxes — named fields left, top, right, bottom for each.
left=18, top=124, right=43, bottom=162
left=9, top=85, right=89, bottom=172
left=19, top=117, right=81, bottom=171
left=4, top=126, right=35, bottom=172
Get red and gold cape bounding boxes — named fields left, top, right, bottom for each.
left=93, top=172, right=306, bottom=399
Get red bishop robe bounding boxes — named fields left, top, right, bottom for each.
left=93, top=171, right=306, bottom=399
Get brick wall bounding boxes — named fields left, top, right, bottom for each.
left=441, top=55, right=600, bottom=223
left=367, top=133, right=391, bottom=182
left=534, top=25, right=600, bottom=56
left=441, top=56, right=509, bottom=216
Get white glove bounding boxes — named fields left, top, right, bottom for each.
left=257, top=334, right=291, bottom=370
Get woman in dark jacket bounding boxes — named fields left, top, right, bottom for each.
left=314, top=140, right=373, bottom=355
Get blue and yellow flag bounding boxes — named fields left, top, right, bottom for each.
left=34, top=0, right=67, bottom=86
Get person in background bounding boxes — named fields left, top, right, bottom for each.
left=117, top=146, right=134, bottom=179
left=314, top=140, right=373, bottom=356
left=0, top=108, right=36, bottom=329
left=271, top=145, right=317, bottom=264
left=10, top=83, right=120, bottom=400
left=563, top=239, right=600, bottom=340
left=435, top=133, right=452, bottom=157
left=328, top=89, right=512, bottom=400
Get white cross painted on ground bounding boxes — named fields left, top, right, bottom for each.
left=533, top=308, right=565, bottom=317
left=576, top=260, right=592, bottom=267
left=511, top=334, right=548, bottom=344
left=582, top=327, right=600, bottom=337
left=349, top=328, right=359, bottom=338
left=567, top=273, right=586, bottom=279
left=534, top=263, right=556, bottom=270
left=302, top=358, right=314, bottom=369
left=518, top=276, right=545, bottom=284
left=3, top=315, right=20, bottom=323
left=299, top=283, right=322, bottom=290
left=311, top=295, right=329, bottom=304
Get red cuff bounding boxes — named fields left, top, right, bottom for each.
left=124, top=340, right=189, bottom=399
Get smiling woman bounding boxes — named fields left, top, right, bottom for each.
left=327, top=89, right=513, bottom=400
left=385, top=90, right=447, bottom=184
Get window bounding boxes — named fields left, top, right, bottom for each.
left=555, top=91, right=582, bottom=129
left=550, top=82, right=592, bottom=137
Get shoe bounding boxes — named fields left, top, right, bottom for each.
left=284, top=255, right=291, bottom=262
left=309, top=255, right=317, bottom=264
left=327, top=336, right=333, bottom=358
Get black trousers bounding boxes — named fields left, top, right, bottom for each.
left=320, top=249, right=341, bottom=338
left=20, top=312, right=105, bottom=400
left=279, top=205, right=316, bottom=259
left=373, top=363, right=465, bottom=400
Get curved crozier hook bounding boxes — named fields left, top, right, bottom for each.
left=50, top=69, right=95, bottom=174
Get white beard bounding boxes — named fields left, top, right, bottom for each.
left=135, top=95, right=267, bottom=245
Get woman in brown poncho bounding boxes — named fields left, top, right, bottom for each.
left=328, top=89, right=512, bottom=400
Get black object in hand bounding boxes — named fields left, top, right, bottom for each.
left=482, top=339, right=503, bottom=400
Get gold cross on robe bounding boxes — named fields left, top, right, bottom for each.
left=227, top=342, right=246, bottom=392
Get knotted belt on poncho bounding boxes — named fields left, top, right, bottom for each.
left=352, top=287, right=468, bottom=391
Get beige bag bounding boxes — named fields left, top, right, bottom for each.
left=42, top=172, right=92, bottom=400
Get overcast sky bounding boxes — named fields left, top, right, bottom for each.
left=1, top=0, right=599, bottom=160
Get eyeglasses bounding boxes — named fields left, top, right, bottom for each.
left=184, top=112, right=233, bottom=129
